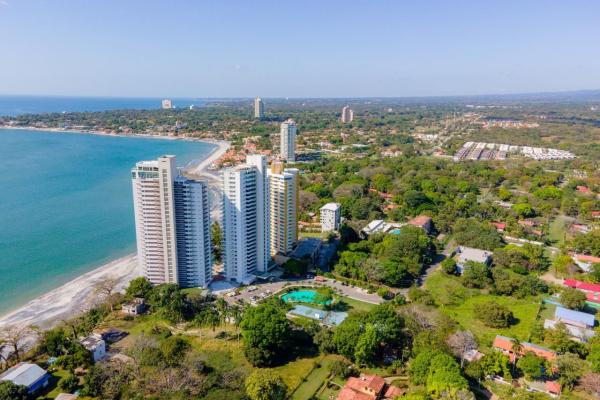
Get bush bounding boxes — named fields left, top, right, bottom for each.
left=476, top=301, right=514, bottom=328
left=59, top=374, right=79, bottom=392
left=560, top=287, right=587, bottom=310
left=441, top=258, right=457, bottom=275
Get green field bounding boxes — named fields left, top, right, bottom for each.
left=291, top=355, right=341, bottom=400
left=426, top=272, right=542, bottom=347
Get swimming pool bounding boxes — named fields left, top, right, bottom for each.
left=281, top=289, right=332, bottom=305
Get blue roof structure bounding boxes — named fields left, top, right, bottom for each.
left=0, top=363, right=49, bottom=392
left=555, top=306, right=595, bottom=327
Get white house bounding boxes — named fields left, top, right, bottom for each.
left=80, top=333, right=106, bottom=362
left=0, top=363, right=49, bottom=393
left=455, top=246, right=492, bottom=274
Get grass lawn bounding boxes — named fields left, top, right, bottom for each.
left=548, top=214, right=568, bottom=246
left=290, top=355, right=341, bottom=400
left=426, top=272, right=542, bottom=347
left=339, top=296, right=377, bottom=313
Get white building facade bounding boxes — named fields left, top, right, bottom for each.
left=132, top=155, right=212, bottom=288
left=161, top=99, right=173, bottom=109
left=222, top=155, right=270, bottom=283
left=280, top=118, right=296, bottom=162
left=254, top=97, right=264, bottom=119
left=341, top=106, right=354, bottom=123
left=269, top=163, right=299, bottom=255
left=320, top=202, right=341, bottom=232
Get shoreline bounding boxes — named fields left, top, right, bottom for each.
left=0, top=254, right=141, bottom=330
left=0, top=128, right=230, bottom=331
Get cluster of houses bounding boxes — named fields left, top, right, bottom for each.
left=0, top=302, right=144, bottom=397
left=563, top=279, right=600, bottom=308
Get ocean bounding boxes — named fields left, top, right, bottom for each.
left=0, top=95, right=204, bottom=116
left=0, top=129, right=216, bottom=315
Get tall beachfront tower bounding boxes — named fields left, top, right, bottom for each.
left=254, top=97, right=264, bottom=119
left=222, top=155, right=270, bottom=283
left=268, top=162, right=299, bottom=255
left=162, top=99, right=173, bottom=109
left=173, top=177, right=213, bottom=288
left=280, top=118, right=296, bottom=162
left=131, top=155, right=212, bottom=288
left=341, top=106, right=354, bottom=123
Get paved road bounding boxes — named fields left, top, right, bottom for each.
left=220, top=277, right=383, bottom=306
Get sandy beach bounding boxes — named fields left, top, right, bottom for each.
left=0, top=134, right=230, bottom=334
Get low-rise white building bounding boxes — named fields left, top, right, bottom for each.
left=455, top=246, right=493, bottom=274
left=80, top=333, right=106, bottom=362
left=320, top=203, right=341, bottom=232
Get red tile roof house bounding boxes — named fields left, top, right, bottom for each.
left=492, top=335, right=557, bottom=363
left=576, top=185, right=592, bottom=194
left=407, top=215, right=434, bottom=234
left=564, top=279, right=600, bottom=305
left=591, top=210, right=600, bottom=219
left=492, top=336, right=561, bottom=397
left=492, top=222, right=506, bottom=232
left=337, top=374, right=403, bottom=400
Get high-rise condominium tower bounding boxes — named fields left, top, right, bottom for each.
left=254, top=97, right=264, bottom=119
left=173, top=177, right=212, bottom=288
left=162, top=99, right=173, bottom=109
left=341, top=106, right=354, bottom=123
left=268, top=162, right=299, bottom=256
left=131, top=155, right=212, bottom=288
left=280, top=118, right=296, bottom=162
left=222, top=155, right=270, bottom=283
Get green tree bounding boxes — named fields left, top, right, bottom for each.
left=560, top=288, right=587, bottom=310
left=513, top=203, right=535, bottom=218
left=160, top=336, right=189, bottom=367
left=59, top=373, right=79, bottom=392
left=452, top=218, right=503, bottom=251
left=354, top=323, right=380, bottom=366
left=555, top=353, right=586, bottom=390
left=211, top=221, right=223, bottom=263
left=441, top=257, right=457, bottom=275
left=476, top=302, right=513, bottom=328
left=462, top=261, right=491, bottom=289
left=245, top=369, right=288, bottom=400
left=0, top=381, right=28, bottom=400
left=517, top=353, right=547, bottom=380
left=240, top=300, right=291, bottom=367
left=125, top=276, right=152, bottom=299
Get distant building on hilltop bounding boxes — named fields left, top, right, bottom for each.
left=131, top=155, right=212, bottom=288
left=341, top=105, right=354, bottom=123
left=280, top=118, right=296, bottom=162
left=161, top=99, right=173, bottom=109
left=269, top=162, right=299, bottom=255
left=254, top=97, right=264, bottom=119
left=320, top=203, right=341, bottom=232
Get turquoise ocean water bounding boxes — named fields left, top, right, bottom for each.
left=0, top=129, right=215, bottom=315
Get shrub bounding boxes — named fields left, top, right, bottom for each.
left=476, top=301, right=513, bottom=328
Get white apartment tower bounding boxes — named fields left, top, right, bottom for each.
left=132, top=155, right=212, bottom=288
left=162, top=99, right=173, bottom=109
left=268, top=162, right=299, bottom=256
left=222, top=155, right=270, bottom=283
left=341, top=106, right=354, bottom=123
left=254, top=97, right=264, bottom=119
left=280, top=118, right=296, bottom=162
left=320, top=202, right=341, bottom=232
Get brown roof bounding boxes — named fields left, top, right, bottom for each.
left=384, top=385, right=404, bottom=398
left=337, top=387, right=374, bottom=400
left=408, top=215, right=432, bottom=227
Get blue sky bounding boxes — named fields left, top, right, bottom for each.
left=1, top=0, right=599, bottom=97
